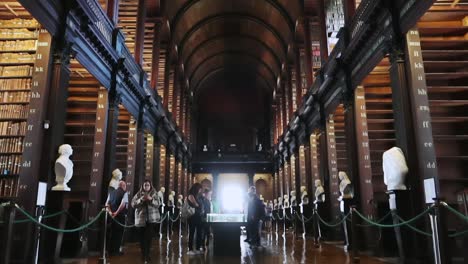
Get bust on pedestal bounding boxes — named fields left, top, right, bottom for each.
left=290, top=191, right=297, bottom=207
left=283, top=194, right=290, bottom=208
left=273, top=199, right=278, bottom=210
left=338, top=171, right=354, bottom=201
left=177, top=195, right=183, bottom=209
left=109, top=169, right=122, bottom=190
left=168, top=190, right=175, bottom=207
left=52, top=144, right=74, bottom=191
left=314, top=180, right=325, bottom=204
left=300, top=186, right=309, bottom=206
left=383, top=146, right=408, bottom=193
left=157, top=187, right=165, bottom=205
left=278, top=196, right=283, bottom=209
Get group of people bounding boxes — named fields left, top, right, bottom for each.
left=186, top=183, right=213, bottom=255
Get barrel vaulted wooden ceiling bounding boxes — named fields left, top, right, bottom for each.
left=116, top=0, right=322, bottom=149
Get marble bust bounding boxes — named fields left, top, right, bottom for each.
left=52, top=144, right=74, bottom=191
left=157, top=187, right=166, bottom=206
left=300, top=186, right=309, bottom=205
left=278, top=196, right=283, bottom=209
left=383, top=146, right=409, bottom=191
left=290, top=190, right=297, bottom=207
left=177, top=195, right=183, bottom=208
left=314, top=179, right=325, bottom=203
left=339, top=171, right=353, bottom=199
left=273, top=199, right=278, bottom=210
left=109, top=168, right=122, bottom=190
left=283, top=194, right=290, bottom=208
left=168, top=190, right=175, bottom=207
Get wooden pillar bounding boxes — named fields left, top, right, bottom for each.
left=150, top=21, right=162, bottom=90
left=106, top=0, right=119, bottom=25
left=134, top=107, right=146, bottom=192
left=323, top=116, right=341, bottom=239
left=317, top=0, right=329, bottom=62
left=126, top=116, right=138, bottom=195
left=287, top=67, right=294, bottom=118
left=303, top=143, right=313, bottom=200
left=153, top=136, right=161, bottom=188
left=145, top=133, right=154, bottom=181
left=303, top=17, right=314, bottom=88
left=134, top=0, right=146, bottom=65
left=294, top=46, right=303, bottom=107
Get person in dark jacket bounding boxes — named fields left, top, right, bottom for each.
left=106, top=180, right=128, bottom=256
left=131, top=180, right=160, bottom=263
left=187, top=183, right=204, bottom=255
left=201, top=188, right=212, bottom=250
left=246, top=186, right=265, bottom=246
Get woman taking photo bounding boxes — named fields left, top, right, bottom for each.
left=131, top=180, right=160, bottom=263
left=187, top=183, right=204, bottom=255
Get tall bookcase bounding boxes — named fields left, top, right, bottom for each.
left=0, top=17, right=41, bottom=199
left=333, top=104, right=350, bottom=177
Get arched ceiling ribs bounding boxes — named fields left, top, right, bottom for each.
left=191, top=61, right=275, bottom=94
left=169, top=0, right=296, bottom=40
left=194, top=67, right=272, bottom=98
left=178, top=14, right=289, bottom=58
left=184, top=34, right=283, bottom=72
left=185, top=45, right=280, bottom=78
left=188, top=51, right=277, bottom=88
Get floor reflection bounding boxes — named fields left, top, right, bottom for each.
left=82, top=229, right=391, bottom=264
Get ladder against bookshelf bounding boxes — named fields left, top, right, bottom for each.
left=0, top=18, right=40, bottom=199
left=418, top=1, right=468, bottom=204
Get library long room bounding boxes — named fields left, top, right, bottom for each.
left=0, top=0, right=468, bottom=264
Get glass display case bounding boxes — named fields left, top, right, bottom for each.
left=207, top=213, right=246, bottom=223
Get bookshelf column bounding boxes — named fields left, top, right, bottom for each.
left=134, top=106, right=146, bottom=191
left=126, top=115, right=137, bottom=195
left=102, top=88, right=120, bottom=199
left=153, top=136, right=161, bottom=188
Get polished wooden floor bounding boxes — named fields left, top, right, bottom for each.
left=76, top=229, right=392, bottom=264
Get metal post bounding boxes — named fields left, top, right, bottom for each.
left=351, top=206, right=359, bottom=263
left=300, top=205, right=306, bottom=239
left=1, top=201, right=15, bottom=264
left=99, top=210, right=108, bottom=264
left=33, top=206, right=45, bottom=264
left=179, top=211, right=182, bottom=238
left=282, top=208, right=286, bottom=238
left=430, top=199, right=448, bottom=264
left=167, top=211, right=171, bottom=242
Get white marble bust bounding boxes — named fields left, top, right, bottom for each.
left=52, top=144, right=74, bottom=191
left=314, top=179, right=325, bottom=203
left=109, top=168, right=122, bottom=190
left=157, top=187, right=165, bottom=205
left=177, top=195, right=183, bottom=208
left=300, top=186, right=309, bottom=205
left=168, top=190, right=175, bottom=207
left=383, top=147, right=409, bottom=191
left=290, top=190, right=297, bottom=206
left=339, top=171, right=353, bottom=199
left=278, top=197, right=283, bottom=209
left=283, top=194, right=290, bottom=208
left=273, top=199, right=278, bottom=210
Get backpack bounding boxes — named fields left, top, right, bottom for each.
left=181, top=199, right=195, bottom=219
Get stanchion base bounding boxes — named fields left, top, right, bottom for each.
left=98, top=257, right=108, bottom=264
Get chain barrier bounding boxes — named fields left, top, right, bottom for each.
left=316, top=212, right=350, bottom=227
left=0, top=210, right=66, bottom=224
left=170, top=213, right=180, bottom=222
left=108, top=212, right=135, bottom=228
left=14, top=204, right=104, bottom=233
left=353, top=205, right=434, bottom=228
left=295, top=212, right=314, bottom=223
left=273, top=211, right=284, bottom=221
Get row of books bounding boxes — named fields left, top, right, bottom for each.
left=0, top=18, right=39, bottom=28
left=0, top=65, right=33, bottom=77
left=0, top=52, right=35, bottom=63
left=0, top=78, right=32, bottom=90
left=0, top=91, right=30, bottom=103
left=0, top=121, right=26, bottom=135
left=0, top=40, right=37, bottom=51
left=0, top=104, right=29, bottom=119
left=0, top=137, right=23, bottom=153
left=0, top=154, right=22, bottom=175
left=0, top=29, right=38, bottom=39
left=0, top=178, right=19, bottom=198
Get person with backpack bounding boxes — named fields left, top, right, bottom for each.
left=131, top=180, right=160, bottom=263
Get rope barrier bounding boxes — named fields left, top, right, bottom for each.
left=15, top=204, right=105, bottom=233
left=295, top=212, right=314, bottom=223
left=108, top=213, right=135, bottom=228
left=449, top=229, right=468, bottom=238
left=395, top=215, right=432, bottom=237
left=316, top=212, right=350, bottom=227
left=274, top=211, right=284, bottom=221
left=353, top=211, right=393, bottom=227
left=154, top=212, right=169, bottom=224
left=170, top=214, right=180, bottom=222
left=353, top=206, right=434, bottom=228
left=4, top=210, right=66, bottom=224
left=441, top=202, right=468, bottom=222
left=284, top=212, right=295, bottom=221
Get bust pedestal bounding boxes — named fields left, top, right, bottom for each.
left=340, top=198, right=353, bottom=252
